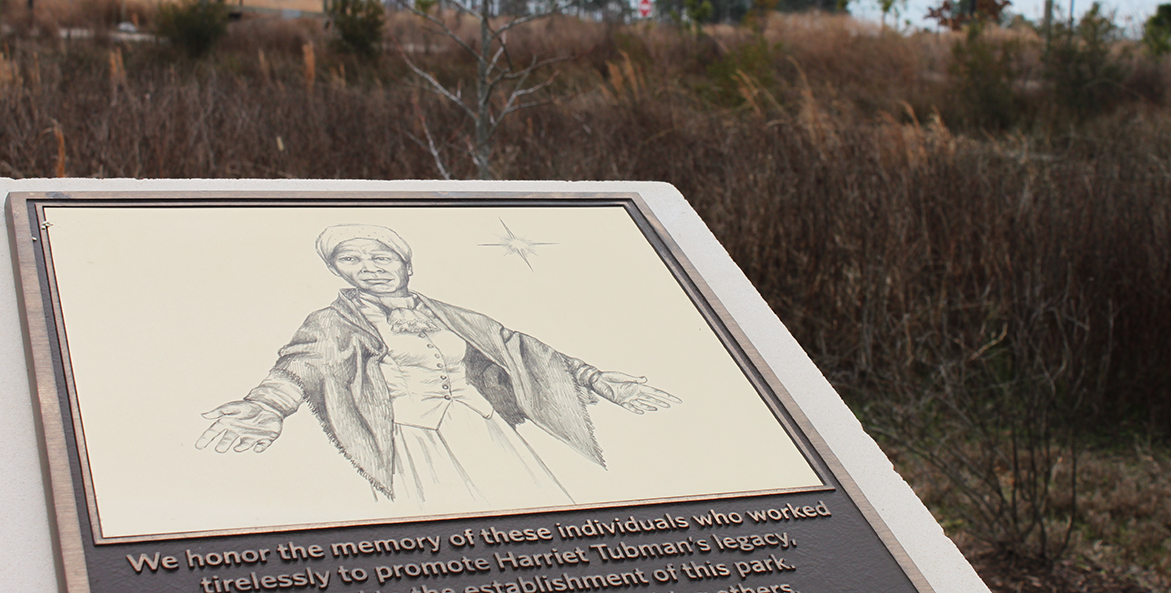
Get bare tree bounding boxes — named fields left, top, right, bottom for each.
left=396, top=0, right=577, bottom=179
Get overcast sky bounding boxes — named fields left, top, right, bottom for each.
left=848, top=0, right=1161, bottom=33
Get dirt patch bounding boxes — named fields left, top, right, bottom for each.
left=969, top=549, right=1166, bottom=593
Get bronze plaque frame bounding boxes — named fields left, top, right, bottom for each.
left=8, top=190, right=933, bottom=593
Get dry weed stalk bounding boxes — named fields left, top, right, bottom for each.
left=924, top=109, right=955, bottom=159
left=877, top=103, right=930, bottom=170
left=258, top=50, right=271, bottom=85
left=108, top=47, right=126, bottom=104
left=786, top=56, right=836, bottom=160
left=49, top=121, right=65, bottom=177
left=733, top=70, right=783, bottom=117
left=329, top=64, right=346, bottom=89
left=108, top=48, right=126, bottom=86
left=0, top=51, right=22, bottom=94
left=29, top=53, right=41, bottom=95
left=602, top=51, right=642, bottom=103
left=302, top=42, right=316, bottom=91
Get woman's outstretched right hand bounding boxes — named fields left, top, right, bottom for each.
left=195, top=401, right=283, bottom=453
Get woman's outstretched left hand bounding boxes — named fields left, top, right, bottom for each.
left=592, top=372, right=681, bottom=414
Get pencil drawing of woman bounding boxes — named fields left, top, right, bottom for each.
left=196, top=224, right=680, bottom=509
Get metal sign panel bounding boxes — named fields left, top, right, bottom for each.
left=5, top=187, right=970, bottom=593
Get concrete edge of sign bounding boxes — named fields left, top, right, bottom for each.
left=0, top=177, right=989, bottom=593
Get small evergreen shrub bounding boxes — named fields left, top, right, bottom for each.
left=1045, top=3, right=1128, bottom=120
left=156, top=0, right=231, bottom=58
left=949, top=22, right=1022, bottom=130
left=1143, top=3, right=1171, bottom=56
left=327, top=0, right=386, bottom=58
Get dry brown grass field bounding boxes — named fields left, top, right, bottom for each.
left=2, top=2, right=1170, bottom=590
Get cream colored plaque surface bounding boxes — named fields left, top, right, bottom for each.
left=41, top=203, right=820, bottom=540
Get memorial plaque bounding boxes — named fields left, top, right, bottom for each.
left=7, top=190, right=938, bottom=593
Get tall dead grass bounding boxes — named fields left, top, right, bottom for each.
left=3, top=27, right=1165, bottom=421
left=2, top=10, right=1168, bottom=408
left=2, top=11, right=1170, bottom=581
left=3, top=0, right=159, bottom=34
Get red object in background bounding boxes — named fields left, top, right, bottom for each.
left=638, top=0, right=652, bottom=18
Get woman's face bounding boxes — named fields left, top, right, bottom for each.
left=330, top=238, right=411, bottom=297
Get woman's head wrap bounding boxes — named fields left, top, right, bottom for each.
left=316, top=224, right=412, bottom=267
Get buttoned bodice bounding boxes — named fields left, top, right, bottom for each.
left=358, top=298, right=495, bottom=430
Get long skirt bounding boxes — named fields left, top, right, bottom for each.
left=390, top=403, right=573, bottom=511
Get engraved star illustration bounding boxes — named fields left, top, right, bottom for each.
left=479, top=219, right=555, bottom=270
